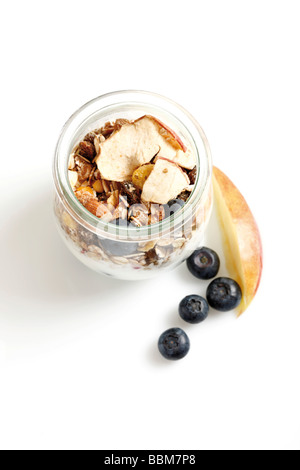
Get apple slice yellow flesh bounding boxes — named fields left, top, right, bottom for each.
left=213, top=167, right=263, bottom=316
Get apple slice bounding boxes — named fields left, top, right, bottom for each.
left=136, top=115, right=187, bottom=152
left=213, top=167, right=263, bottom=316
left=141, top=158, right=190, bottom=204
left=96, top=115, right=195, bottom=182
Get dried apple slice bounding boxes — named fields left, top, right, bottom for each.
left=213, top=167, right=263, bottom=316
left=96, top=115, right=195, bottom=182
left=136, top=115, right=187, bottom=152
left=142, top=158, right=190, bottom=204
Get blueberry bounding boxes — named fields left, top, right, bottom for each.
left=179, top=295, right=209, bottom=324
left=206, top=277, right=242, bottom=312
left=100, top=218, right=138, bottom=256
left=187, top=247, right=220, bottom=280
left=164, top=199, right=185, bottom=218
left=158, top=328, right=190, bottom=360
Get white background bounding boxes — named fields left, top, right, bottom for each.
left=0, top=0, right=299, bottom=451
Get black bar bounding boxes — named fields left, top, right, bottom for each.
left=97, top=451, right=199, bottom=465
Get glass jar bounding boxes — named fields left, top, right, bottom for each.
left=53, top=91, right=212, bottom=280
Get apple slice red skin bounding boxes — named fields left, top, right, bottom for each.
left=136, top=115, right=187, bottom=152
left=213, top=166, right=263, bottom=316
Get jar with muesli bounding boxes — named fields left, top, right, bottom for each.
left=53, top=91, right=212, bottom=280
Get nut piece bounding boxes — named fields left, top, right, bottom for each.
left=132, top=164, right=155, bottom=190
left=75, top=156, right=93, bottom=183
left=78, top=140, right=96, bottom=161
left=84, top=132, right=97, bottom=144
left=76, top=188, right=112, bottom=221
left=141, top=158, right=190, bottom=205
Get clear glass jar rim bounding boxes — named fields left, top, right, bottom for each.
left=53, top=90, right=212, bottom=241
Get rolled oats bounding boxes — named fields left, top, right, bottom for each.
left=112, top=256, right=129, bottom=265
left=172, top=238, right=186, bottom=249
left=62, top=211, right=77, bottom=231
left=156, top=238, right=173, bottom=247
left=86, top=251, right=102, bottom=261
left=138, top=240, right=157, bottom=252
left=88, top=244, right=103, bottom=255
left=68, top=154, right=76, bottom=170
left=155, top=246, right=169, bottom=259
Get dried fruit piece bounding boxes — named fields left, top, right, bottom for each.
left=93, top=180, right=104, bottom=193
left=68, top=116, right=198, bottom=230
left=146, top=116, right=186, bottom=151
left=132, top=164, right=154, bottom=190
left=96, top=115, right=195, bottom=182
left=141, top=158, right=190, bottom=204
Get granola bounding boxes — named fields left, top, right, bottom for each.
left=54, top=115, right=212, bottom=276
left=68, top=115, right=196, bottom=225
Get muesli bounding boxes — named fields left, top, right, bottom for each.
left=68, top=115, right=196, bottom=225
left=55, top=115, right=211, bottom=273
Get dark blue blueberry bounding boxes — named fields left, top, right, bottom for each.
left=187, top=247, right=220, bottom=280
left=179, top=295, right=209, bottom=324
left=164, top=199, right=185, bottom=218
left=100, top=218, right=138, bottom=256
left=206, top=277, right=242, bottom=312
left=158, top=328, right=190, bottom=361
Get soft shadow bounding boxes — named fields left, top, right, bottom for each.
left=147, top=341, right=178, bottom=367
left=0, top=191, right=136, bottom=307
